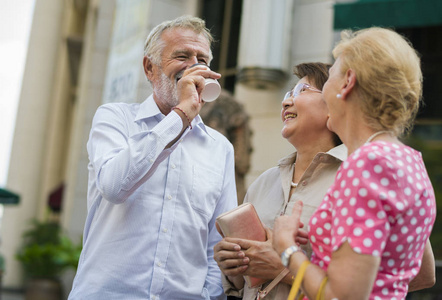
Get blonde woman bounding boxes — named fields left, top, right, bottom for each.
left=273, top=27, right=436, bottom=299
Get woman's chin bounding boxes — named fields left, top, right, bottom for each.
left=281, top=127, right=293, bottom=140
left=326, top=119, right=334, bottom=132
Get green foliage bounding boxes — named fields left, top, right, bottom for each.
left=16, top=220, right=82, bottom=279
left=0, top=253, right=4, bottom=273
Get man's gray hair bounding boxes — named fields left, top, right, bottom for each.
left=144, top=15, right=214, bottom=66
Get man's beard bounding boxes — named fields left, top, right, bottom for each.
left=156, top=71, right=179, bottom=108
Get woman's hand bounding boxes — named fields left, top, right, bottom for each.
left=213, top=238, right=248, bottom=289
left=227, top=227, right=285, bottom=281
left=273, top=201, right=304, bottom=256
left=295, top=223, right=309, bottom=246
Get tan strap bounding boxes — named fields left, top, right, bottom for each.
left=256, top=268, right=290, bottom=299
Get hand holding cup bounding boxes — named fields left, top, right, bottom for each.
left=189, top=63, right=221, bottom=102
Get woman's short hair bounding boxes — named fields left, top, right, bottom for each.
left=293, top=62, right=331, bottom=90
left=332, top=27, right=422, bottom=137
left=144, top=15, right=214, bottom=65
left=294, top=62, right=342, bottom=146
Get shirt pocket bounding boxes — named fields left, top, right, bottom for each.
left=189, top=165, right=223, bottom=218
left=301, top=203, right=319, bottom=226
left=300, top=202, right=319, bottom=258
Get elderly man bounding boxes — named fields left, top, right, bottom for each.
left=68, top=15, right=237, bottom=300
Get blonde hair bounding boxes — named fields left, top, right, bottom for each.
left=332, top=27, right=422, bottom=137
left=144, top=15, right=214, bottom=65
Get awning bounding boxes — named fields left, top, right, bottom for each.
left=334, top=0, right=442, bottom=30
left=0, top=188, right=20, bottom=205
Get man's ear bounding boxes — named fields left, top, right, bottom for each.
left=143, top=56, right=154, bottom=81
left=340, top=68, right=356, bottom=100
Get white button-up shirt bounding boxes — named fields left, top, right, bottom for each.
left=69, top=95, right=237, bottom=300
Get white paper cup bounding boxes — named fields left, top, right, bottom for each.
left=202, top=78, right=221, bottom=102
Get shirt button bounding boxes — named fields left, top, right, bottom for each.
left=167, top=195, right=172, bottom=200
left=152, top=296, right=156, bottom=300
left=171, top=164, right=176, bottom=169
left=157, top=262, right=162, bottom=267
left=302, top=180, right=307, bottom=186
left=163, top=228, right=168, bottom=233
left=149, top=159, right=154, bottom=163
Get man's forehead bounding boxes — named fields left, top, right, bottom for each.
left=162, top=28, right=209, bottom=46
left=162, top=31, right=210, bottom=53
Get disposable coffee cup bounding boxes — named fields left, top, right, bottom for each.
left=202, top=78, right=221, bottom=102
left=189, top=63, right=221, bottom=102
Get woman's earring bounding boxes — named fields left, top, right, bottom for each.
left=336, top=93, right=342, bottom=99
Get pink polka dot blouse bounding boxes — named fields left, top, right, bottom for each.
left=309, top=141, right=436, bottom=299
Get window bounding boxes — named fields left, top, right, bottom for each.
left=201, top=0, right=243, bottom=93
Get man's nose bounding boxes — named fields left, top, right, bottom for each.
left=188, top=56, right=199, bottom=66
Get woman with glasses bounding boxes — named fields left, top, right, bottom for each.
left=214, top=62, right=347, bottom=300
left=273, top=28, right=436, bottom=300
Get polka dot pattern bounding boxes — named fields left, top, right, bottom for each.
left=309, top=141, right=436, bottom=300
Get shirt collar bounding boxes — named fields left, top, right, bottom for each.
left=327, top=143, right=347, bottom=161
left=135, top=95, right=215, bottom=140
left=135, top=95, right=162, bottom=121
left=277, top=143, right=347, bottom=166
left=193, top=115, right=215, bottom=140
left=277, top=152, right=297, bottom=167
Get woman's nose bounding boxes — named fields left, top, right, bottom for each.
left=282, top=96, right=294, bottom=109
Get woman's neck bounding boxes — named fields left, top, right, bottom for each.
left=343, top=128, right=398, bottom=155
left=293, top=139, right=335, bottom=182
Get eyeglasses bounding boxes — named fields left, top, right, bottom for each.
left=283, top=83, right=322, bottom=101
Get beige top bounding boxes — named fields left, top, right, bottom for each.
left=222, top=144, right=347, bottom=300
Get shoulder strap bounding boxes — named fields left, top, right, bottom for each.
left=256, top=268, right=290, bottom=300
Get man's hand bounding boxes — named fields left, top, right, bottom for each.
left=176, top=65, right=221, bottom=120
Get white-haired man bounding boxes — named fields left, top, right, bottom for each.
left=69, top=15, right=237, bottom=300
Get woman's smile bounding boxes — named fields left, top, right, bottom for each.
left=283, top=111, right=297, bottom=122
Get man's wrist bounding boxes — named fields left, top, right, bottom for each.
left=172, top=106, right=192, bottom=129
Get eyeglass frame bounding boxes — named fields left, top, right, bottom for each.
left=283, top=83, right=322, bottom=101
